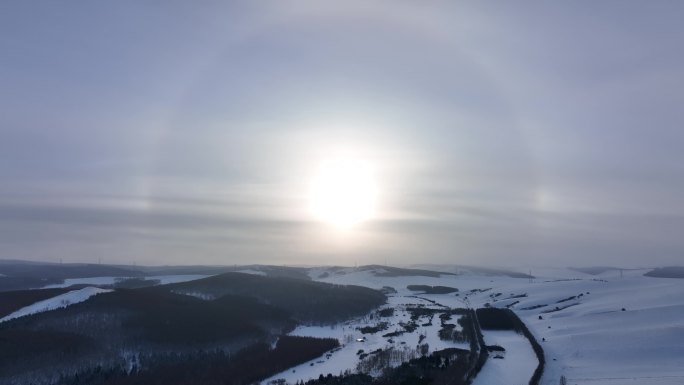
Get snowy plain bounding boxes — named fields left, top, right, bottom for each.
left=472, top=330, right=537, bottom=385
left=292, top=266, right=684, bottom=385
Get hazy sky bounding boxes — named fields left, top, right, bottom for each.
left=2, top=1, right=684, bottom=267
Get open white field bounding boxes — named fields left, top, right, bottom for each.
left=473, top=330, right=537, bottom=385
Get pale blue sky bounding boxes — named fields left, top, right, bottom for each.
left=1, top=1, right=683, bottom=267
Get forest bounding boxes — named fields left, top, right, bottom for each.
left=0, top=273, right=385, bottom=385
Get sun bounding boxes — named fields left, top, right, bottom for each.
left=309, top=157, right=378, bottom=228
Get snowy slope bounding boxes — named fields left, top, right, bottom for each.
left=235, top=269, right=267, bottom=276
left=0, top=286, right=111, bottom=322
left=41, top=274, right=209, bottom=288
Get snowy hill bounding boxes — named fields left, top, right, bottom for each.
left=0, top=286, right=110, bottom=323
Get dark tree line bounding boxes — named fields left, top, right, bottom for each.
left=0, top=273, right=385, bottom=384
left=163, top=272, right=386, bottom=324
left=406, top=285, right=458, bottom=294
left=302, top=347, right=474, bottom=385
left=53, top=336, right=339, bottom=385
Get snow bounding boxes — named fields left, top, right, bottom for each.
left=0, top=286, right=111, bottom=322
left=312, top=267, right=463, bottom=296
left=41, top=274, right=209, bottom=288
left=172, top=290, right=216, bottom=300
left=303, top=266, right=684, bottom=385
left=236, top=269, right=267, bottom=276
left=517, top=277, right=684, bottom=385
left=261, top=294, right=469, bottom=385
left=473, top=330, right=538, bottom=385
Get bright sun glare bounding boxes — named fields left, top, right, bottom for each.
left=309, top=157, right=378, bottom=228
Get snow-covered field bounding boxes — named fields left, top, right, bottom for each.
left=0, top=286, right=111, bottom=323
left=473, top=330, right=537, bottom=385
left=41, top=274, right=210, bottom=288
left=301, top=266, right=684, bottom=385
